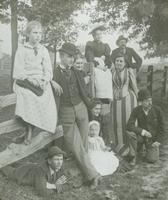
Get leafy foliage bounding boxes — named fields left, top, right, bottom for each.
left=94, top=0, right=168, bottom=57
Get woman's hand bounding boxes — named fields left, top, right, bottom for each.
left=51, top=81, right=63, bottom=96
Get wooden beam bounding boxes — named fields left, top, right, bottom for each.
left=0, top=130, right=63, bottom=168
left=0, top=118, right=24, bottom=135
left=0, top=93, right=16, bottom=109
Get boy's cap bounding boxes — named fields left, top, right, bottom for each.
left=138, top=89, right=152, bottom=101
left=47, top=146, right=66, bottom=158
left=116, top=35, right=128, bottom=46
left=59, top=42, right=78, bottom=57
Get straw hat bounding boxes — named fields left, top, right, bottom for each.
left=89, top=23, right=106, bottom=35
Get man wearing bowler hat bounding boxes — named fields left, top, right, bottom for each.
left=1, top=146, right=67, bottom=197
left=111, top=35, right=142, bottom=71
left=126, top=89, right=165, bottom=165
left=53, top=42, right=101, bottom=188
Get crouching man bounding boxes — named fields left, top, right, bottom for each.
left=126, top=89, right=165, bottom=165
left=1, top=146, right=67, bottom=197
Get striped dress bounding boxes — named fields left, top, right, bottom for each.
left=111, top=67, right=138, bottom=155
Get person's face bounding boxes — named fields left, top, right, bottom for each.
left=115, top=56, right=125, bottom=71
left=74, top=58, right=84, bottom=71
left=92, top=30, right=103, bottom=42
left=28, top=26, right=42, bottom=45
left=118, top=39, right=127, bottom=48
left=141, top=97, right=152, bottom=111
left=89, top=124, right=100, bottom=137
left=48, top=155, right=63, bottom=171
left=60, top=53, right=75, bottom=68
left=92, top=104, right=101, bottom=116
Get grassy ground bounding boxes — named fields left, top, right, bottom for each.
left=0, top=69, right=168, bottom=200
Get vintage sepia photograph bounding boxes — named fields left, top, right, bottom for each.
left=0, top=0, right=168, bottom=199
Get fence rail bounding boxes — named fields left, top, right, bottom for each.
left=0, top=93, right=63, bottom=169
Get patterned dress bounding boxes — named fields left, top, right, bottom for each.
left=111, top=67, right=138, bottom=155
left=88, top=136, right=119, bottom=176
left=13, top=43, right=57, bottom=133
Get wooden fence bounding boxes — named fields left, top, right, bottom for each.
left=147, top=65, right=168, bottom=97
left=0, top=93, right=63, bottom=169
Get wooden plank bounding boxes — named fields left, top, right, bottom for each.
left=0, top=129, right=63, bottom=168
left=0, top=119, right=24, bottom=135
left=0, top=93, right=16, bottom=109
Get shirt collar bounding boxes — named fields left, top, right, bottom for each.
left=142, top=107, right=151, bottom=115
left=49, top=166, right=59, bottom=175
left=59, top=64, right=72, bottom=70
left=24, top=42, right=41, bottom=49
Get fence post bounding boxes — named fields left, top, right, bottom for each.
left=161, top=66, right=168, bottom=97
left=147, top=65, right=153, bottom=95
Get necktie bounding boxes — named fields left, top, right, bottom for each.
left=51, top=172, right=57, bottom=183
left=61, top=68, right=71, bottom=79
left=33, top=47, right=38, bottom=56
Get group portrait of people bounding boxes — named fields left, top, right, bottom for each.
left=1, top=20, right=165, bottom=197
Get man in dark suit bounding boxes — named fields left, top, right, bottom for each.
left=1, top=146, right=67, bottom=197
left=53, top=42, right=101, bottom=189
left=126, top=89, right=165, bottom=165
left=111, top=35, right=142, bottom=71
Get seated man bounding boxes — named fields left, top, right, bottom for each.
left=1, top=146, right=67, bottom=197
left=126, top=89, right=165, bottom=165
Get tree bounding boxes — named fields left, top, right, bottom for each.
left=92, top=0, right=168, bottom=58
left=0, top=0, right=89, bottom=88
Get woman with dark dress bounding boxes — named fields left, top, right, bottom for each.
left=85, top=23, right=113, bottom=146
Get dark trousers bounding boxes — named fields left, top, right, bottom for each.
left=100, top=103, right=113, bottom=146
left=127, top=131, right=153, bottom=157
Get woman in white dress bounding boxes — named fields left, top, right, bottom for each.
left=13, top=21, right=60, bottom=144
left=88, top=120, right=119, bottom=176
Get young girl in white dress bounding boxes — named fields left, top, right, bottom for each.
left=88, top=120, right=119, bottom=176
left=13, top=21, right=61, bottom=145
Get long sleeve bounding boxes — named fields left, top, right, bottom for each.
left=104, top=44, right=112, bottom=68
left=129, top=48, right=142, bottom=71
left=34, top=168, right=55, bottom=197
left=126, top=108, right=143, bottom=135
left=85, top=41, right=95, bottom=63
left=42, top=47, right=53, bottom=82
left=128, top=68, right=138, bottom=97
left=13, top=46, right=27, bottom=80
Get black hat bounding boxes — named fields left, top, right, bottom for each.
left=138, top=89, right=152, bottom=101
left=47, top=146, right=66, bottom=159
left=59, top=42, right=78, bottom=56
left=116, top=35, right=128, bottom=46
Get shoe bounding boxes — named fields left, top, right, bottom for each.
left=129, top=157, right=136, bottom=166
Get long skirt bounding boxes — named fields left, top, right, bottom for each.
left=13, top=82, right=57, bottom=133
left=111, top=90, right=137, bottom=155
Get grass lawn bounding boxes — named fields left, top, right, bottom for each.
left=0, top=69, right=168, bottom=200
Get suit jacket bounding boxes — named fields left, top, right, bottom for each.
left=111, top=47, right=142, bottom=70
left=53, top=65, right=96, bottom=111
left=126, top=105, right=165, bottom=142
left=15, top=161, right=64, bottom=197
